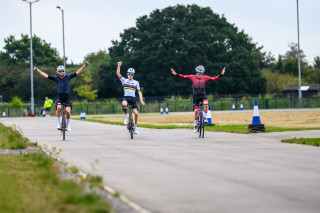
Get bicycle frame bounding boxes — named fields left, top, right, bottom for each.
left=60, top=103, right=67, bottom=141
left=127, top=104, right=134, bottom=139
left=197, top=101, right=205, bottom=138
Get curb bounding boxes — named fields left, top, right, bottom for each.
left=42, top=147, right=151, bottom=213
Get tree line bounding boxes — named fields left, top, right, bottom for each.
left=1, top=4, right=319, bottom=103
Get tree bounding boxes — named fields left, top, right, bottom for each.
left=0, top=34, right=64, bottom=102
left=314, top=56, right=320, bottom=69
left=100, top=4, right=266, bottom=97
left=283, top=42, right=306, bottom=62
left=0, top=34, right=63, bottom=66
left=73, top=72, right=98, bottom=101
left=84, top=50, right=110, bottom=92
left=279, top=42, right=314, bottom=80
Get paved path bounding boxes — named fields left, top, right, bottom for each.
left=2, top=117, right=320, bottom=213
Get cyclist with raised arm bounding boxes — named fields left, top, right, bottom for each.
left=171, top=65, right=226, bottom=133
left=34, top=61, right=89, bottom=131
left=117, top=62, right=145, bottom=134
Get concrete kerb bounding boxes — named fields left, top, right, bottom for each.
left=41, top=147, right=151, bottom=213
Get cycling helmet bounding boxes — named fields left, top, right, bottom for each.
left=127, top=68, right=135, bottom=74
left=57, top=65, right=65, bottom=72
left=195, top=65, right=205, bottom=73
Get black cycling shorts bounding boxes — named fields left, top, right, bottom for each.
left=57, top=93, right=72, bottom=107
left=193, top=95, right=208, bottom=109
left=123, top=96, right=138, bottom=110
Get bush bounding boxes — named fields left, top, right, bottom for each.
left=10, top=96, right=23, bottom=107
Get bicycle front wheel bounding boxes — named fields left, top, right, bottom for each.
left=130, top=126, right=133, bottom=139
left=198, top=115, right=202, bottom=138
left=62, top=115, right=66, bottom=141
left=201, top=118, right=205, bottom=138
left=129, top=116, right=134, bottom=140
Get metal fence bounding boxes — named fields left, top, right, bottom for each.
left=1, top=96, right=320, bottom=117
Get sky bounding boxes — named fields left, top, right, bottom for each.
left=1, top=0, right=319, bottom=65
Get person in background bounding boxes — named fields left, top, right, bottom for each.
left=43, top=97, right=53, bottom=117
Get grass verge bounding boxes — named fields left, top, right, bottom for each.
left=281, top=137, right=320, bottom=146
left=74, top=118, right=320, bottom=134
left=0, top=122, right=36, bottom=149
left=0, top=153, right=111, bottom=213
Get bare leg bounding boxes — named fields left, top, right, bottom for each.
left=122, top=100, right=128, bottom=114
left=56, top=104, right=62, bottom=127
left=66, top=107, right=71, bottom=119
left=203, top=100, right=209, bottom=113
left=133, top=109, right=138, bottom=124
left=56, top=104, right=61, bottom=117
left=194, top=108, right=199, bottom=120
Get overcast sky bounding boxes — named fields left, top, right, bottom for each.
left=1, top=0, right=319, bottom=65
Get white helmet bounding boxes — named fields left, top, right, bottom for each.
left=127, top=68, right=135, bottom=74
left=195, top=65, right=205, bottom=73
left=57, top=65, right=65, bottom=72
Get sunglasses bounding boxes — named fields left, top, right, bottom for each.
left=58, top=70, right=65, bottom=73
left=128, top=73, right=134, bottom=76
left=196, top=72, right=202, bottom=74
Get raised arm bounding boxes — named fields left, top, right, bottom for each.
left=76, top=61, right=89, bottom=75
left=170, top=68, right=177, bottom=76
left=221, top=67, right=226, bottom=75
left=117, top=62, right=122, bottom=78
left=171, top=68, right=192, bottom=80
left=34, top=67, right=49, bottom=78
left=207, top=67, right=226, bottom=81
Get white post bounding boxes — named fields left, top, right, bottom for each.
left=23, top=0, right=40, bottom=115
left=297, top=0, right=302, bottom=108
left=57, top=6, right=66, bottom=72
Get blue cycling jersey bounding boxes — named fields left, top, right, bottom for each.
left=48, top=73, right=77, bottom=93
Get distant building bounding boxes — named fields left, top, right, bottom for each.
left=283, top=84, right=320, bottom=96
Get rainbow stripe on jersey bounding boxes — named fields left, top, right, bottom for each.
left=119, top=77, right=141, bottom=97
left=123, top=84, right=138, bottom=91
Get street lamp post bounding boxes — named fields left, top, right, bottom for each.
left=297, top=0, right=302, bottom=108
left=56, top=6, right=66, bottom=71
left=22, top=0, right=39, bottom=115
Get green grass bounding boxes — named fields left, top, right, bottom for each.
left=75, top=118, right=320, bottom=134
left=0, top=153, right=111, bottom=213
left=281, top=137, right=320, bottom=146
left=0, top=122, right=33, bottom=149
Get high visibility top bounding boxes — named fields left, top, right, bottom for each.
left=44, top=99, right=53, bottom=108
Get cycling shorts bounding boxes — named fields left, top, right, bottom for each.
left=56, top=93, right=72, bottom=107
left=123, top=96, right=138, bottom=110
left=193, top=95, right=208, bottom=110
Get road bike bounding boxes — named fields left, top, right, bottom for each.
left=58, top=103, right=68, bottom=141
left=196, top=101, right=206, bottom=138
left=127, top=104, right=134, bottom=139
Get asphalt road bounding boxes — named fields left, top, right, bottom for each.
left=2, top=117, right=320, bottom=213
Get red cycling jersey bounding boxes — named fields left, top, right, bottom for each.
left=177, top=74, right=221, bottom=96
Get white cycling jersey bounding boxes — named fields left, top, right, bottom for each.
left=119, top=77, right=141, bottom=97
